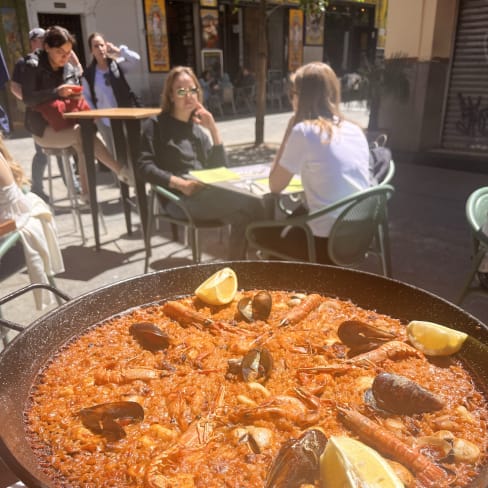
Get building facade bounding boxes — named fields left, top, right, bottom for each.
left=0, top=0, right=383, bottom=130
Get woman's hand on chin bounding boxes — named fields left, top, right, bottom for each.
left=191, top=102, right=215, bottom=130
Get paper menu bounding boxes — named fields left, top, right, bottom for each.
left=189, top=167, right=241, bottom=184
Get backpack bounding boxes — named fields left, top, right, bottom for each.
left=369, top=133, right=392, bottom=185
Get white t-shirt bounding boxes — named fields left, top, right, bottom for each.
left=279, top=119, right=371, bottom=237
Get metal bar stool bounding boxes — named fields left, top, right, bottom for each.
left=42, top=146, right=106, bottom=245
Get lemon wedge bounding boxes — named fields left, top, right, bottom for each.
left=406, top=320, right=468, bottom=356
left=320, top=436, right=403, bottom=488
left=194, top=267, right=238, bottom=305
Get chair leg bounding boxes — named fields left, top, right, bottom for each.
left=170, top=223, right=179, bottom=242
left=144, top=192, right=155, bottom=274
left=457, top=249, right=486, bottom=304
left=189, top=227, right=200, bottom=263
left=378, top=223, right=392, bottom=278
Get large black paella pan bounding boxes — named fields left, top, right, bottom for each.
left=0, top=261, right=487, bottom=487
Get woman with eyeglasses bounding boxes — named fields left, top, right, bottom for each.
left=82, top=32, right=141, bottom=156
left=21, top=25, right=133, bottom=203
left=248, top=62, right=371, bottom=263
left=137, top=65, right=262, bottom=260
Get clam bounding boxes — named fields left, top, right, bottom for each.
left=264, top=428, right=327, bottom=487
left=241, top=347, right=273, bottom=382
left=337, top=320, right=396, bottom=353
left=79, top=401, right=144, bottom=440
left=365, top=372, right=444, bottom=414
left=130, top=322, right=170, bottom=351
left=238, top=291, right=272, bottom=322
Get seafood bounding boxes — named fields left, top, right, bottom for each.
left=348, top=340, right=424, bottom=366
left=241, top=347, right=273, bottom=382
left=144, top=387, right=225, bottom=488
left=337, top=406, right=448, bottom=487
left=238, top=291, right=272, bottom=322
left=232, top=393, right=321, bottom=427
left=130, top=322, right=170, bottom=351
left=279, top=293, right=322, bottom=326
left=264, top=429, right=327, bottom=488
left=79, top=401, right=144, bottom=440
left=94, top=367, right=160, bottom=385
left=337, top=319, right=396, bottom=353
left=163, top=300, right=253, bottom=336
left=366, top=372, right=444, bottom=414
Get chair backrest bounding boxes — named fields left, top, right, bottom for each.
left=466, top=186, right=488, bottom=245
left=327, top=185, right=394, bottom=267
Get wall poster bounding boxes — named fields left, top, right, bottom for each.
left=0, top=8, right=23, bottom=72
left=305, top=12, right=324, bottom=46
left=143, top=0, right=170, bottom=72
left=200, top=8, right=220, bottom=49
left=288, top=9, right=303, bottom=73
left=201, top=49, right=223, bottom=77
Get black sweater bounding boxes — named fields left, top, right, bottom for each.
left=137, top=112, right=226, bottom=188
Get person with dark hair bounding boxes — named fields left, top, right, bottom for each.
left=21, top=25, right=132, bottom=204
left=137, top=65, right=261, bottom=260
left=248, top=62, right=371, bottom=263
left=9, top=27, right=82, bottom=202
left=82, top=32, right=141, bottom=156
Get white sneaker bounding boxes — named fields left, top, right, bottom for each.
left=117, top=166, right=135, bottom=186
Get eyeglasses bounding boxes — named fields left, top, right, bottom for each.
left=104, top=73, right=110, bottom=86
left=176, top=87, right=199, bottom=98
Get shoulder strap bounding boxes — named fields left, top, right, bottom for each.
left=84, top=61, right=98, bottom=108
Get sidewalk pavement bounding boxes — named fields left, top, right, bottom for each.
left=1, top=103, right=488, bottom=486
left=1, top=102, right=487, bottom=335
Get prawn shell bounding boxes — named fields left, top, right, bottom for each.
left=370, top=372, right=444, bottom=414
left=130, top=322, right=170, bottom=351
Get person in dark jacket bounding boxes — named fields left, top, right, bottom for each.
left=21, top=26, right=132, bottom=202
left=82, top=32, right=141, bottom=156
left=137, top=66, right=262, bottom=260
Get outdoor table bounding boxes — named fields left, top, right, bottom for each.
left=64, top=107, right=161, bottom=251
left=189, top=162, right=303, bottom=218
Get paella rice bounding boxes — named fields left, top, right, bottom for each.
left=25, top=288, right=488, bottom=487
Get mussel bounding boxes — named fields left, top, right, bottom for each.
left=79, top=401, right=144, bottom=440
left=238, top=291, right=272, bottom=322
left=241, top=347, right=273, bottom=382
left=130, top=322, right=170, bottom=351
left=337, top=320, right=396, bottom=353
left=264, top=428, right=327, bottom=488
left=365, top=372, right=444, bottom=414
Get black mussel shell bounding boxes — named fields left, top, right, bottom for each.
left=241, top=347, right=273, bottom=382
left=237, top=297, right=253, bottom=322
left=265, top=428, right=327, bottom=488
left=130, top=322, right=170, bottom=351
left=238, top=291, right=272, bottom=322
left=252, top=291, right=272, bottom=321
left=366, top=372, right=444, bottom=415
left=79, top=401, right=144, bottom=440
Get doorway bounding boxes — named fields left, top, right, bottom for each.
left=36, top=13, right=86, bottom=67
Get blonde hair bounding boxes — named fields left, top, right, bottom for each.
left=0, top=135, right=30, bottom=187
left=160, top=66, right=203, bottom=113
left=291, top=62, right=344, bottom=142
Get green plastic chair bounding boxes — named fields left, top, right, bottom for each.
left=246, top=184, right=395, bottom=277
left=0, top=229, right=63, bottom=347
left=144, top=184, right=227, bottom=273
left=457, top=186, right=488, bottom=304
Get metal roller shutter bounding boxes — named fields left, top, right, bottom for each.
left=441, top=0, right=488, bottom=153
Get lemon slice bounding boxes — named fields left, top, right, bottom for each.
left=194, top=267, right=238, bottom=305
left=406, top=320, right=468, bottom=356
left=320, top=436, right=403, bottom=488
